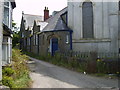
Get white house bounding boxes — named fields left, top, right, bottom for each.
left=0, top=0, right=16, bottom=81
left=0, top=0, right=4, bottom=81
left=2, top=0, right=16, bottom=66
left=68, top=0, right=120, bottom=54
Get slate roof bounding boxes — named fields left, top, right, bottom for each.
left=43, top=7, right=71, bottom=32
left=36, top=21, right=48, bottom=31
left=23, top=14, right=43, bottom=30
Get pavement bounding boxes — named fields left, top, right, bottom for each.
left=28, top=57, right=119, bottom=89
left=0, top=85, right=10, bottom=89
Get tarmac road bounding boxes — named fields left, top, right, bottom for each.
left=28, top=57, right=119, bottom=89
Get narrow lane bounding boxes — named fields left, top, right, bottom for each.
left=28, top=57, right=119, bottom=89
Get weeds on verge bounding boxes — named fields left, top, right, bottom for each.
left=24, top=51, right=119, bottom=78
left=2, top=49, right=31, bottom=88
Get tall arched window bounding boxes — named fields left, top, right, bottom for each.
left=119, top=1, right=120, bottom=11
left=82, top=2, right=94, bottom=38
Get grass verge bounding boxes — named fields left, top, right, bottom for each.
left=2, top=48, right=32, bottom=88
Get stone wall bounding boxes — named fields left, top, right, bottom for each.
left=37, top=31, right=71, bottom=55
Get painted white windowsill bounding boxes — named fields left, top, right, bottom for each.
left=73, top=38, right=111, bottom=43
left=2, top=42, right=12, bottom=44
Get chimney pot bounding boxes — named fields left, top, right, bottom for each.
left=22, top=11, right=24, bottom=15
left=45, top=6, right=46, bottom=10
left=44, top=6, right=49, bottom=21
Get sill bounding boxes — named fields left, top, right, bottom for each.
left=73, top=38, right=111, bottom=43
left=66, top=42, right=69, bottom=44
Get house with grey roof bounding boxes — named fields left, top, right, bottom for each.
left=38, top=7, right=73, bottom=56
left=20, top=7, right=73, bottom=56
left=20, top=13, right=44, bottom=53
left=34, top=7, right=73, bottom=56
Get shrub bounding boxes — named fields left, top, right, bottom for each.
left=2, top=49, right=31, bottom=88
left=12, top=49, right=29, bottom=78
left=2, top=67, right=15, bottom=76
left=2, top=76, right=15, bottom=88
left=24, top=51, right=118, bottom=76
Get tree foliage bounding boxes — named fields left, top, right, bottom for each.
left=12, top=21, right=20, bottom=48
left=12, top=31, right=20, bottom=47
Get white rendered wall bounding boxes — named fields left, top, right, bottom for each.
left=68, top=0, right=119, bottom=53
left=0, top=0, right=3, bottom=81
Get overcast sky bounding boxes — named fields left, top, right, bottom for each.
left=13, top=0, right=67, bottom=27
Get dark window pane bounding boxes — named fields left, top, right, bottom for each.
left=119, top=1, right=120, bottom=11
left=82, top=2, right=94, bottom=38
left=4, top=2, right=9, bottom=7
left=4, top=7, right=9, bottom=26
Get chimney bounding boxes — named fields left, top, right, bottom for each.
left=44, top=7, right=49, bottom=21
left=22, top=11, right=24, bottom=15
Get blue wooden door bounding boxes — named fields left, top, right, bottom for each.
left=51, top=38, right=58, bottom=56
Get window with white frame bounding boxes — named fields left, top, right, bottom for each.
left=36, top=34, right=38, bottom=45
left=66, top=35, right=69, bottom=44
left=42, top=35, right=44, bottom=45
left=2, top=37, right=12, bottom=65
left=33, top=35, right=36, bottom=45
left=22, top=33, right=24, bottom=38
left=28, top=38, right=30, bottom=46
left=3, top=1, right=11, bottom=27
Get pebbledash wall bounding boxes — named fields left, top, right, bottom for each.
left=68, top=0, right=119, bottom=53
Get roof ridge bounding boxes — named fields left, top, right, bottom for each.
left=45, top=7, right=67, bottom=22
left=43, top=6, right=68, bottom=31
left=58, top=7, right=68, bottom=13
left=23, top=14, right=43, bottom=17
left=51, top=7, right=68, bottom=16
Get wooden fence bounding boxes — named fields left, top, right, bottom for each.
left=59, top=51, right=119, bottom=61
left=56, top=51, right=119, bottom=74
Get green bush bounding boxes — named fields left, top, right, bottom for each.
left=96, top=59, right=106, bottom=73
left=2, top=67, right=15, bottom=76
left=2, top=49, right=31, bottom=88
left=2, top=76, right=15, bottom=88
left=24, top=51, right=118, bottom=78
left=12, top=49, right=29, bottom=78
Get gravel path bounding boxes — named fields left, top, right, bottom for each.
left=28, top=57, right=119, bottom=89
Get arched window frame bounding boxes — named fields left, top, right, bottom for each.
left=118, top=1, right=120, bottom=11
left=82, top=1, right=94, bottom=38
